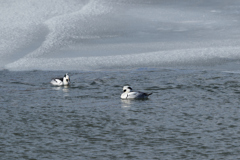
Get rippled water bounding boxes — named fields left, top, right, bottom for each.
left=1, top=68, right=240, bottom=159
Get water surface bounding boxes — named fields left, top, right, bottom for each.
left=1, top=69, right=240, bottom=159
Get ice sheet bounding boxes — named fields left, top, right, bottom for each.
left=1, top=0, right=240, bottom=71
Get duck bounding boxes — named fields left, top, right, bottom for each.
left=51, top=73, right=70, bottom=86
left=121, top=86, right=152, bottom=99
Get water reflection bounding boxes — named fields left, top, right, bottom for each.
left=52, top=86, right=70, bottom=97
left=62, top=86, right=69, bottom=93
left=121, top=99, right=132, bottom=108
left=52, top=86, right=69, bottom=92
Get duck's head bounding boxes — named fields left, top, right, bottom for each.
left=123, top=86, right=132, bottom=93
left=63, top=73, right=70, bottom=85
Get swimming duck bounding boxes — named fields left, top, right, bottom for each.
left=121, top=86, right=152, bottom=99
left=51, top=73, right=70, bottom=86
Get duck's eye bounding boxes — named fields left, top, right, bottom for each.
left=66, top=79, right=69, bottom=82
left=123, top=89, right=126, bottom=92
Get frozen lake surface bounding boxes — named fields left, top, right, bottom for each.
left=1, top=0, right=240, bottom=71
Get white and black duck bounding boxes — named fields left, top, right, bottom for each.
left=121, top=86, right=152, bottom=99
left=50, top=73, right=70, bottom=86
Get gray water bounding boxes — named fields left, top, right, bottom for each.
left=1, top=68, right=240, bottom=160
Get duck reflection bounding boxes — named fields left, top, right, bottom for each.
left=52, top=85, right=69, bottom=92
left=62, top=85, right=69, bottom=93
left=121, top=99, right=133, bottom=108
